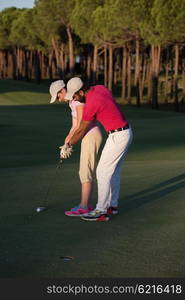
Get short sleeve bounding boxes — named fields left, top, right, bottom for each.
left=82, top=91, right=97, bottom=121
left=73, top=100, right=84, bottom=108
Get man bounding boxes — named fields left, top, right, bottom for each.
left=64, top=77, right=133, bottom=222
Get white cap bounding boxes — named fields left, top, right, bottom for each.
left=65, top=77, right=83, bottom=100
left=49, top=80, right=65, bottom=103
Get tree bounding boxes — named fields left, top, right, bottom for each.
left=71, top=0, right=105, bottom=83
left=35, top=0, right=76, bottom=75
left=0, top=7, right=23, bottom=79
left=9, top=8, right=46, bottom=82
left=91, top=0, right=117, bottom=89
left=138, top=0, right=162, bottom=109
left=152, top=0, right=185, bottom=111
left=35, top=3, right=68, bottom=78
left=95, top=0, right=145, bottom=101
left=0, top=7, right=22, bottom=49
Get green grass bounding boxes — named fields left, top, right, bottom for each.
left=0, top=79, right=185, bottom=278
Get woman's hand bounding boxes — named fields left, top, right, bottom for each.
left=59, top=144, right=73, bottom=159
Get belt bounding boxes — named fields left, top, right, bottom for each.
left=107, top=124, right=129, bottom=134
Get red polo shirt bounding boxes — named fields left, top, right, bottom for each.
left=83, top=85, right=128, bottom=131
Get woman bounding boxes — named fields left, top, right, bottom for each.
left=49, top=79, right=102, bottom=216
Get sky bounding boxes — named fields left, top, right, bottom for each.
left=0, top=0, right=35, bottom=11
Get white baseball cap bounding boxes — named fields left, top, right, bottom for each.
left=65, top=77, right=83, bottom=100
left=49, top=80, right=65, bottom=103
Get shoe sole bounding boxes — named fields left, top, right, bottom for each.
left=107, top=212, right=118, bottom=216
left=81, top=216, right=109, bottom=222
left=65, top=213, right=91, bottom=217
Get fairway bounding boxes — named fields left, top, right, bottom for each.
left=0, top=80, right=185, bottom=278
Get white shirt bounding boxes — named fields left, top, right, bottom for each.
left=69, top=100, right=84, bottom=119
left=68, top=100, right=99, bottom=135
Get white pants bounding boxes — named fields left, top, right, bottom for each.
left=96, top=128, right=133, bottom=212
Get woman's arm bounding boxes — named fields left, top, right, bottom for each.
left=64, top=105, right=84, bottom=144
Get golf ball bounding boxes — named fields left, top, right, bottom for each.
left=36, top=207, right=46, bottom=212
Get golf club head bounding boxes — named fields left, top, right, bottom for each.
left=57, top=158, right=63, bottom=168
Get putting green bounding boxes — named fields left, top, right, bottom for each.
left=0, top=80, right=185, bottom=278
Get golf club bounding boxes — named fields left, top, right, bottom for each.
left=36, top=158, right=63, bottom=212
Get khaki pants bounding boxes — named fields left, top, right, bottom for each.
left=79, top=128, right=102, bottom=183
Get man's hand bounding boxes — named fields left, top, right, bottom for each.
left=59, top=144, right=73, bottom=159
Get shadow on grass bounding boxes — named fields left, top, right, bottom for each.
left=128, top=174, right=185, bottom=199
left=0, top=172, right=184, bottom=277
left=122, top=173, right=185, bottom=213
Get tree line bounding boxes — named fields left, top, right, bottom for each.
left=0, top=0, right=185, bottom=111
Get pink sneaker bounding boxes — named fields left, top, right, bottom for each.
left=65, top=205, right=93, bottom=217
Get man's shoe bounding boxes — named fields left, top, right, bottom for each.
left=65, top=205, right=93, bottom=216
left=81, top=209, right=109, bottom=222
left=107, top=206, right=118, bottom=215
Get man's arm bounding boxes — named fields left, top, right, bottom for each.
left=68, top=120, right=91, bottom=146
